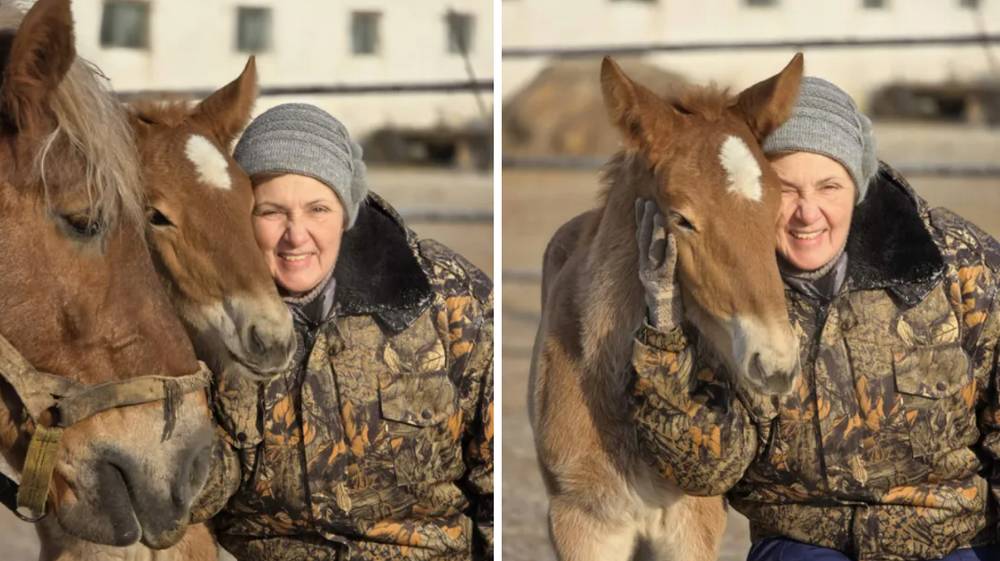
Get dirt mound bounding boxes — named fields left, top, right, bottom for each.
left=503, top=58, right=687, bottom=158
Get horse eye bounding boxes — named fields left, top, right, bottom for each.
left=62, top=213, right=105, bottom=238
left=147, top=208, right=174, bottom=227
left=670, top=211, right=697, bottom=232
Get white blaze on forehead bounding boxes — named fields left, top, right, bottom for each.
left=184, top=134, right=232, bottom=190
left=719, top=135, right=762, bottom=202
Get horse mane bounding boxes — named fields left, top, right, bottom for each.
left=129, top=99, right=197, bottom=127
left=0, top=5, right=143, bottom=230
left=671, top=83, right=733, bottom=121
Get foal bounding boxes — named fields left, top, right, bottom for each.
left=530, top=56, right=803, bottom=560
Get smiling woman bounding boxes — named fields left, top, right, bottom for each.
left=251, top=174, right=346, bottom=296
left=204, top=102, right=494, bottom=561
left=771, top=151, right=856, bottom=272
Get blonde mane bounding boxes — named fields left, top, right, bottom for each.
left=0, top=4, right=143, bottom=229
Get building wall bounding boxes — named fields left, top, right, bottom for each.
left=65, top=0, right=493, bottom=136
left=502, top=0, right=1000, bottom=108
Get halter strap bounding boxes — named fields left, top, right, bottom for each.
left=0, top=331, right=211, bottom=522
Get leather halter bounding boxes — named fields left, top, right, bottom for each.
left=0, top=332, right=211, bottom=522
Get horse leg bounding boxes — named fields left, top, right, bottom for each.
left=548, top=493, right=637, bottom=561
left=642, top=495, right=726, bottom=561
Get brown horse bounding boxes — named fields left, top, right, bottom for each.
left=529, top=56, right=804, bottom=560
left=130, top=58, right=295, bottom=380
left=0, top=0, right=214, bottom=552
left=27, top=61, right=297, bottom=561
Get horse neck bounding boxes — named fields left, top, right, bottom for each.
left=577, top=154, right=648, bottom=381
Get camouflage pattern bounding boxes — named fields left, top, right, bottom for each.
left=630, top=165, right=1000, bottom=561
left=209, top=195, right=493, bottom=561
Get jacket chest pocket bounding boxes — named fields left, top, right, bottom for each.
left=379, top=368, right=464, bottom=486
left=892, top=343, right=975, bottom=456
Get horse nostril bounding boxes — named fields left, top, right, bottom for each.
left=250, top=324, right=266, bottom=355
left=751, top=353, right=765, bottom=377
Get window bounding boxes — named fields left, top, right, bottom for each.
left=100, top=1, right=149, bottom=49
left=236, top=7, right=271, bottom=53
left=745, top=0, right=777, bottom=6
left=351, top=11, right=380, bottom=55
left=446, top=11, right=474, bottom=54
left=863, top=0, right=887, bottom=7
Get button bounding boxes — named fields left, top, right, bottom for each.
left=421, top=409, right=433, bottom=420
left=237, top=432, right=247, bottom=442
left=936, top=382, right=947, bottom=392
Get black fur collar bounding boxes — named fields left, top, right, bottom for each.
left=333, top=192, right=433, bottom=332
left=846, top=163, right=945, bottom=307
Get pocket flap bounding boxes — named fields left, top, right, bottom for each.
left=892, top=344, right=970, bottom=399
left=379, top=371, right=457, bottom=427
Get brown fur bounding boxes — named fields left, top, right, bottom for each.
left=130, top=58, right=294, bottom=378
left=37, top=61, right=296, bottom=560
left=529, top=55, right=804, bottom=560
left=0, top=0, right=214, bottom=551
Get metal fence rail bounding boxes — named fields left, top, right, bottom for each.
left=502, top=157, right=1000, bottom=177
left=117, top=79, right=494, bottom=101
left=503, top=34, right=1000, bottom=59
left=398, top=208, right=493, bottom=223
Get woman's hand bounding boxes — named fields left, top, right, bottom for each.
left=635, top=199, right=683, bottom=329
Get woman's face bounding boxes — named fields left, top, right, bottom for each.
left=772, top=152, right=856, bottom=272
left=252, top=174, right=346, bottom=296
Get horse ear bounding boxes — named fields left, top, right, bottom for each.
left=735, top=53, right=803, bottom=141
left=1, top=0, right=75, bottom=133
left=600, top=56, right=672, bottom=150
left=191, top=56, right=258, bottom=147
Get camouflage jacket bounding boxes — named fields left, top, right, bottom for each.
left=630, top=165, right=1000, bottom=561
left=209, top=194, right=493, bottom=561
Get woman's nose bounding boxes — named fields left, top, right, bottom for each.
left=794, top=197, right=821, bottom=223
left=283, top=219, right=310, bottom=245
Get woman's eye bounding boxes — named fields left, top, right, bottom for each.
left=62, top=213, right=105, bottom=238
left=310, top=206, right=330, bottom=214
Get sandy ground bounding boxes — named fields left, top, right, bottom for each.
left=501, top=122, right=1000, bottom=561
left=0, top=166, right=491, bottom=560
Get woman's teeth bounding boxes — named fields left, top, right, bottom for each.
left=790, top=230, right=823, bottom=240
left=281, top=254, right=309, bottom=262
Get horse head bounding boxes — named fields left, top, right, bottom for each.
left=0, top=0, right=213, bottom=547
left=129, top=59, right=296, bottom=380
left=600, top=54, right=803, bottom=396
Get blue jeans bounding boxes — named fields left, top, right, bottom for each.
left=747, top=538, right=1000, bottom=561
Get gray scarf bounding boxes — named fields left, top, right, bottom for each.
left=779, top=245, right=848, bottom=303
left=283, top=269, right=338, bottom=332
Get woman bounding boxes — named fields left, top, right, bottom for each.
left=630, top=78, right=1000, bottom=560
left=201, top=103, right=493, bottom=561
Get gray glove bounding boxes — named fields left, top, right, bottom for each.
left=635, top=199, right=683, bottom=329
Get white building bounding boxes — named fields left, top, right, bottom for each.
left=62, top=0, right=493, bottom=137
left=502, top=0, right=1000, bottom=109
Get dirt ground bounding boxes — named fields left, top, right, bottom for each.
left=0, top=166, right=491, bottom=560
left=501, top=122, right=1000, bottom=561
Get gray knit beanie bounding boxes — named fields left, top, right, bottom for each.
left=762, top=76, right=878, bottom=203
left=234, top=103, right=368, bottom=228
